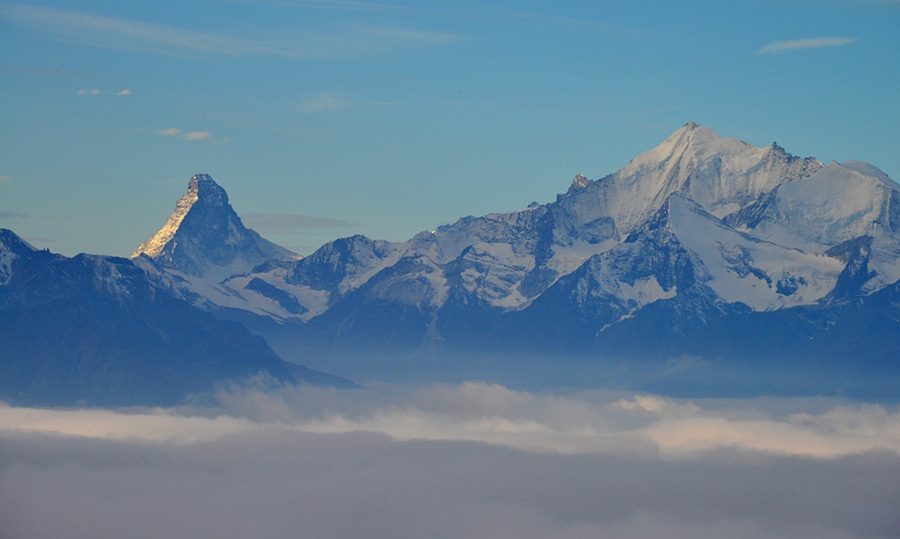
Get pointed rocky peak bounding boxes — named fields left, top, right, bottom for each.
left=556, top=124, right=769, bottom=236
left=760, top=142, right=792, bottom=166
left=1, top=228, right=37, bottom=285
left=188, top=173, right=229, bottom=206
left=132, top=174, right=296, bottom=279
left=131, top=176, right=203, bottom=260
left=285, top=233, right=395, bottom=292
left=611, top=123, right=740, bottom=197
left=0, top=228, right=36, bottom=256
left=761, top=139, right=820, bottom=165
left=630, top=122, right=756, bottom=168
left=566, top=173, right=593, bottom=195
left=575, top=123, right=830, bottom=235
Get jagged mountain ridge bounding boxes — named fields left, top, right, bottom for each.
left=0, top=229, right=352, bottom=406
left=130, top=123, right=900, bottom=386
left=133, top=173, right=298, bottom=281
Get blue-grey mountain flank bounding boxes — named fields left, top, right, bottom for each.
left=4, top=123, right=899, bottom=404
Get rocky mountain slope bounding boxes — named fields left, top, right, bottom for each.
left=10, top=122, right=896, bottom=404
left=131, top=124, right=900, bottom=386
left=7, top=121, right=887, bottom=396
left=0, top=229, right=351, bottom=406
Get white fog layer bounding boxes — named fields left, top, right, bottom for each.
left=2, top=382, right=899, bottom=539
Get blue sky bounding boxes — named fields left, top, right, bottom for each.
left=1, top=0, right=898, bottom=256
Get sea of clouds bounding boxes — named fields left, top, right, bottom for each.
left=2, top=381, right=899, bottom=538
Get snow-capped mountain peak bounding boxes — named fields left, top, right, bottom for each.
left=559, top=123, right=824, bottom=241
left=131, top=175, right=204, bottom=259
left=566, top=173, right=593, bottom=194
left=840, top=160, right=900, bottom=191
left=119, top=125, right=900, bottom=370
left=0, top=228, right=36, bottom=255
left=131, top=174, right=296, bottom=280
left=0, top=229, right=37, bottom=285
left=190, top=173, right=228, bottom=203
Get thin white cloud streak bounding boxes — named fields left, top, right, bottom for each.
left=3, top=382, right=899, bottom=458
left=299, top=91, right=352, bottom=113
left=760, top=37, right=857, bottom=53
left=0, top=2, right=455, bottom=59
left=73, top=86, right=129, bottom=96
left=158, top=128, right=217, bottom=141
left=297, top=91, right=391, bottom=113
left=232, top=0, right=434, bottom=15
left=0, top=2, right=281, bottom=56
left=467, top=2, right=636, bottom=34
left=242, top=212, right=356, bottom=231
left=183, top=131, right=213, bottom=141
left=0, top=65, right=97, bottom=78
left=0, top=406, right=261, bottom=443
left=235, top=0, right=639, bottom=37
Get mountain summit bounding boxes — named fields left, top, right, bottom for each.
left=565, top=121, right=824, bottom=237
left=122, top=126, right=900, bottom=394
left=132, top=174, right=296, bottom=280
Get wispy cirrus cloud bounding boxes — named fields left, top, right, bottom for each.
left=297, top=90, right=393, bottom=113
left=159, top=128, right=218, bottom=142
left=232, top=0, right=433, bottom=15
left=75, top=88, right=131, bottom=96
left=183, top=131, right=213, bottom=141
left=299, top=91, right=352, bottom=113
left=0, top=2, right=296, bottom=57
left=0, top=64, right=97, bottom=78
left=0, top=2, right=455, bottom=59
left=468, top=2, right=635, bottom=34
left=760, top=37, right=857, bottom=54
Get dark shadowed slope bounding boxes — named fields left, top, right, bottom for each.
left=0, top=229, right=352, bottom=407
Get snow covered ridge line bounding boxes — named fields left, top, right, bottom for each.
left=133, top=123, right=900, bottom=320
left=129, top=123, right=900, bottom=367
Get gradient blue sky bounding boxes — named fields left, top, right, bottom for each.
left=1, top=0, right=898, bottom=256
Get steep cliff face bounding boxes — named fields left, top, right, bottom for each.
left=132, top=173, right=297, bottom=280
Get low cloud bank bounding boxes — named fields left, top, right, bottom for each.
left=4, top=382, right=898, bottom=458
left=2, top=382, right=899, bottom=538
